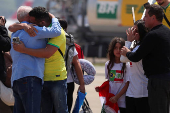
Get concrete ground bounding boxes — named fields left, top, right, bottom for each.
left=72, top=65, right=106, bottom=113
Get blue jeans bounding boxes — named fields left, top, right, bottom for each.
left=41, top=79, right=68, bottom=113
left=12, top=76, right=42, bottom=113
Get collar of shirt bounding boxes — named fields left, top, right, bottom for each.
left=49, top=23, right=52, bottom=27
left=21, top=21, right=30, bottom=24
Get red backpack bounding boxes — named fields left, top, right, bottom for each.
left=74, top=43, right=84, bottom=59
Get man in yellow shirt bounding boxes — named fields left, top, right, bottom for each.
left=12, top=7, right=68, bottom=113
left=154, top=0, right=170, bottom=28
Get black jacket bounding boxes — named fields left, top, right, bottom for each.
left=0, top=25, right=11, bottom=82
left=127, top=24, right=170, bottom=77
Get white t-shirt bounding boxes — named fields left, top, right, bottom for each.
left=105, top=61, right=130, bottom=108
left=125, top=41, right=148, bottom=98
left=67, top=48, right=78, bottom=83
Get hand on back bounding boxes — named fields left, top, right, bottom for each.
left=24, top=23, right=38, bottom=37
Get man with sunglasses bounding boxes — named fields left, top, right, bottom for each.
left=0, top=16, right=12, bottom=113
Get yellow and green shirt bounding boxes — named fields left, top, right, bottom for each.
left=155, top=2, right=170, bottom=29
left=44, top=29, right=67, bottom=81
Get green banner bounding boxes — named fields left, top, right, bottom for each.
left=97, top=2, right=118, bottom=19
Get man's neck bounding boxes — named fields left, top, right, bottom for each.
left=150, top=22, right=162, bottom=30
left=161, top=1, right=170, bottom=7
left=45, top=20, right=52, bottom=27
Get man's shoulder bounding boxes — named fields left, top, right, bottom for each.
left=48, top=30, right=66, bottom=45
left=61, top=29, right=66, bottom=37
left=49, top=28, right=65, bottom=38
left=154, top=1, right=158, bottom=5
left=148, top=25, right=170, bottom=38
left=0, top=25, right=7, bottom=30
left=12, top=28, right=25, bottom=36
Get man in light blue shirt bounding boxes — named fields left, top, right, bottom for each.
left=10, top=6, right=61, bottom=113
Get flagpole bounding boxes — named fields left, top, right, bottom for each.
left=132, top=7, right=135, bottom=24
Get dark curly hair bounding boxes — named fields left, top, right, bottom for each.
left=29, top=6, right=50, bottom=22
left=107, top=37, right=126, bottom=78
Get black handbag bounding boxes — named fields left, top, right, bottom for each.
left=81, top=97, right=93, bottom=113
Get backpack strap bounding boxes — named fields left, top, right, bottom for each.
left=58, top=49, right=64, bottom=58
left=164, top=14, right=170, bottom=27
left=80, top=46, right=84, bottom=59
left=65, top=45, right=75, bottom=71
left=49, top=38, right=64, bottom=58
left=67, top=34, right=72, bottom=43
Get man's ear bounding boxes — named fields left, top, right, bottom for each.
left=152, top=15, right=156, bottom=20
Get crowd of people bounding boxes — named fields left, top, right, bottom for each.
left=95, top=0, right=170, bottom=113
left=0, top=5, right=85, bottom=113
left=0, top=0, right=170, bottom=113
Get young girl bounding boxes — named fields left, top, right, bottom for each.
left=121, top=20, right=150, bottom=113
left=95, top=37, right=130, bottom=113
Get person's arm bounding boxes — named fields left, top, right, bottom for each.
left=120, top=41, right=131, bottom=63
left=8, top=22, right=25, bottom=32
left=34, top=17, right=61, bottom=39
left=120, top=27, right=136, bottom=63
left=72, top=55, right=85, bottom=93
left=121, top=33, right=155, bottom=62
left=0, top=17, right=11, bottom=52
left=13, top=29, right=65, bottom=58
left=13, top=41, right=57, bottom=58
left=8, top=23, right=38, bottom=37
left=9, top=13, right=62, bottom=39
left=109, top=81, right=129, bottom=103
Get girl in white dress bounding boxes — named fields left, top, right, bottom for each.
left=96, top=37, right=131, bottom=113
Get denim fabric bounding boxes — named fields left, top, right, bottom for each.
left=12, top=76, right=42, bottom=113
left=41, top=79, right=68, bottom=113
